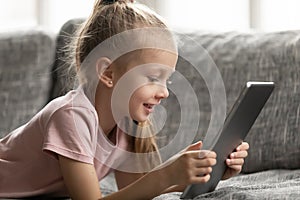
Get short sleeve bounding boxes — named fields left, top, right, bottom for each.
left=43, top=106, right=97, bottom=164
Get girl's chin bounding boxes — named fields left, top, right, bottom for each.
left=133, top=118, right=148, bottom=124
left=130, top=115, right=149, bottom=124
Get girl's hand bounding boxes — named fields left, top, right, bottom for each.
left=161, top=141, right=217, bottom=192
left=222, top=142, right=249, bottom=180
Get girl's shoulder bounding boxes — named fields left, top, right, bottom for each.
left=40, top=87, right=98, bottom=126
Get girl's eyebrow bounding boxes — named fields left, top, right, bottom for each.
left=146, top=65, right=175, bottom=74
left=148, top=68, right=175, bottom=80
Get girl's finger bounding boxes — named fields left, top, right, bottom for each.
left=193, top=166, right=212, bottom=176
left=194, top=157, right=217, bottom=167
left=185, top=150, right=216, bottom=159
left=197, top=150, right=217, bottom=159
left=230, top=150, right=248, bottom=159
left=226, top=164, right=242, bottom=172
left=185, top=141, right=203, bottom=151
left=226, top=158, right=244, bottom=166
left=190, top=174, right=211, bottom=184
left=236, top=142, right=249, bottom=151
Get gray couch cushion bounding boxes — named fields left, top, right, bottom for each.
left=49, top=19, right=84, bottom=101
left=0, top=29, right=55, bottom=137
left=98, top=169, right=300, bottom=199
left=150, top=169, right=300, bottom=199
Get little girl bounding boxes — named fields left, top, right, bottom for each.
left=0, top=0, right=249, bottom=199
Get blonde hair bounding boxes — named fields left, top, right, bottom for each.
left=70, top=0, right=174, bottom=168
left=75, top=0, right=167, bottom=69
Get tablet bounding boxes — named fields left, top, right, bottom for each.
left=181, top=81, right=275, bottom=199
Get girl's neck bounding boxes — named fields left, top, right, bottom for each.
left=94, top=84, right=116, bottom=136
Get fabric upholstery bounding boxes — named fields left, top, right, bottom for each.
left=169, top=31, right=300, bottom=173
left=152, top=169, right=300, bottom=199
left=49, top=19, right=84, bottom=101
left=0, top=29, right=55, bottom=137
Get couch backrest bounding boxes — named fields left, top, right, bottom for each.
left=0, top=29, right=55, bottom=138
left=170, top=31, right=300, bottom=173
left=49, top=19, right=83, bottom=101
left=52, top=19, right=300, bottom=173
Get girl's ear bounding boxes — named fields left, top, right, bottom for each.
left=96, top=57, right=114, bottom=88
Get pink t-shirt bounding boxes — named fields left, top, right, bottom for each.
left=0, top=87, right=128, bottom=198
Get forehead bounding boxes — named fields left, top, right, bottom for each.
left=127, top=49, right=178, bottom=71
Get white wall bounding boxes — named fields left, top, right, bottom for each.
left=259, top=0, right=300, bottom=31
left=1, top=0, right=300, bottom=32
left=0, top=0, right=37, bottom=31
left=37, top=0, right=94, bottom=32
left=160, top=0, right=250, bottom=32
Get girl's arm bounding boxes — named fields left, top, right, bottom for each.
left=111, top=141, right=216, bottom=198
left=59, top=141, right=217, bottom=200
left=114, top=170, right=144, bottom=190
left=114, top=169, right=186, bottom=195
left=59, top=155, right=171, bottom=200
left=58, top=155, right=102, bottom=199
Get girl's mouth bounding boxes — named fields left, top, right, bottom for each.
left=143, top=103, right=154, bottom=109
left=143, top=103, right=155, bottom=113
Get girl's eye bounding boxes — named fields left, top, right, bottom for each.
left=147, top=76, right=159, bottom=82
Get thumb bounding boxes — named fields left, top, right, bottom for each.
left=186, top=141, right=203, bottom=151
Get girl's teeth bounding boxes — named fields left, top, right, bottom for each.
left=144, top=104, right=153, bottom=109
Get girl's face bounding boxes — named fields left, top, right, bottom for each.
left=125, top=50, right=178, bottom=123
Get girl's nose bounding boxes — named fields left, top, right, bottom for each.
left=155, top=84, right=169, bottom=100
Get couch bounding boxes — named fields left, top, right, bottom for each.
left=0, top=18, right=299, bottom=199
